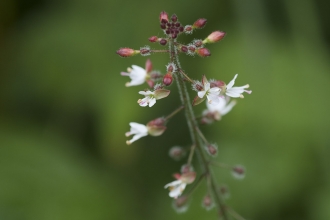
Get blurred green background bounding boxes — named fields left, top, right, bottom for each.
left=0, top=0, right=330, bottom=219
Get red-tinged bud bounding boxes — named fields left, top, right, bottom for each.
left=193, top=18, right=207, bottom=29
left=163, top=72, right=173, bottom=86
left=181, top=164, right=194, bottom=174
left=116, top=48, right=138, bottom=57
left=160, top=11, right=169, bottom=23
left=232, top=165, right=246, bottom=180
left=145, top=59, right=152, bottom=73
left=205, top=144, right=218, bottom=156
left=203, top=31, right=226, bottom=44
left=149, top=36, right=158, bottom=42
left=202, top=194, right=214, bottom=210
left=171, top=14, right=178, bottom=22
left=147, top=117, right=167, bottom=136
left=219, top=185, right=230, bottom=199
left=160, top=23, right=166, bottom=29
left=169, top=146, right=186, bottom=161
left=184, top=25, right=193, bottom=34
left=196, top=48, right=211, bottom=57
left=159, top=38, right=167, bottom=45
left=166, top=63, right=176, bottom=72
left=140, top=46, right=151, bottom=56
left=172, top=195, right=189, bottom=213
left=188, top=45, right=195, bottom=52
left=193, top=40, right=203, bottom=47
left=181, top=46, right=188, bottom=53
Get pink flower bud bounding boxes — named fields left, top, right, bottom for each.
left=171, top=14, right=178, bottom=22
left=159, top=11, right=169, bottom=23
left=163, top=72, right=173, bottom=86
left=202, top=194, right=214, bottom=210
left=140, top=46, right=151, bottom=56
left=116, top=48, right=138, bottom=57
left=193, top=18, right=207, bottom=29
left=166, top=63, right=176, bottom=72
left=203, top=31, right=226, bottom=44
left=159, top=38, right=167, bottom=45
left=196, top=48, right=211, bottom=57
left=145, top=59, right=152, bottom=73
left=184, top=25, right=193, bottom=34
left=181, top=46, right=188, bottom=53
left=232, top=165, right=246, bottom=180
left=193, top=40, right=203, bottom=47
left=172, top=195, right=189, bottom=213
left=169, top=146, right=186, bottom=161
left=206, top=144, right=218, bottom=156
left=146, top=117, right=167, bottom=136
left=148, top=36, right=158, bottom=42
left=181, top=164, right=194, bottom=174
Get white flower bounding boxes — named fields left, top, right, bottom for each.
left=226, top=74, right=252, bottom=98
left=138, top=91, right=156, bottom=107
left=164, top=172, right=196, bottom=199
left=164, top=180, right=187, bottom=199
left=125, top=122, right=148, bottom=145
left=121, top=65, right=147, bottom=87
left=205, top=96, right=236, bottom=120
left=197, top=77, right=221, bottom=105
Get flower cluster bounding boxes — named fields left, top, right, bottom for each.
left=117, top=11, right=251, bottom=219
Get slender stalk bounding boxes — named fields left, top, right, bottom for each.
left=150, top=50, right=169, bottom=53
left=178, top=68, right=194, bottom=83
left=169, top=39, right=228, bottom=220
left=227, top=206, right=246, bottom=220
left=187, top=145, right=196, bottom=165
left=164, top=105, right=184, bottom=121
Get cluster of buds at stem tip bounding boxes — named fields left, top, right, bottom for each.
left=125, top=118, right=167, bottom=145
left=159, top=11, right=184, bottom=39
left=164, top=171, right=196, bottom=198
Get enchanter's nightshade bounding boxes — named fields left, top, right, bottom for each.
left=117, top=11, right=252, bottom=220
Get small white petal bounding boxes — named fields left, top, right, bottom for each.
left=164, top=180, right=182, bottom=189
left=198, top=91, right=206, bottom=98
left=148, top=98, right=156, bottom=107
left=227, top=74, right=238, bottom=89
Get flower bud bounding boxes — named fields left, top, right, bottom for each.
left=159, top=38, right=167, bottom=45
left=148, top=36, right=158, bottom=42
left=203, top=31, right=226, bottom=44
left=163, top=72, right=173, bottom=86
left=166, top=63, right=176, bottom=72
left=172, top=195, right=189, bottom=213
left=181, top=46, right=188, bottom=53
left=145, top=59, right=152, bottom=73
left=193, top=18, right=207, bottom=29
left=202, top=194, right=214, bottom=211
left=205, top=144, right=218, bottom=156
left=116, top=48, right=139, bottom=57
left=159, top=11, right=169, bottom=23
left=193, top=39, right=203, bottom=48
left=146, top=117, right=167, bottom=136
left=196, top=48, right=211, bottom=57
left=219, top=185, right=230, bottom=199
left=232, top=165, right=246, bottom=180
left=140, top=46, right=151, bottom=56
left=171, top=14, right=178, bottom=22
left=169, top=146, right=186, bottom=161
left=184, top=25, right=193, bottom=34
left=180, top=164, right=194, bottom=174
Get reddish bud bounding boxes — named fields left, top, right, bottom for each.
left=203, top=31, right=226, bottom=44
left=219, top=185, right=230, bottom=199
left=160, top=23, right=166, bottom=29
left=171, top=14, right=178, bottom=22
left=116, top=48, right=138, bottom=57
left=193, top=40, right=203, bottom=47
left=159, top=11, right=169, bottom=23
left=184, top=25, right=193, bottom=34
left=202, top=194, right=214, bottom=210
left=181, top=164, right=194, bottom=174
left=172, top=195, right=189, bottom=213
left=140, top=46, right=151, bottom=56
left=188, top=46, right=196, bottom=52
left=163, top=72, right=173, bottom=86
left=149, top=36, right=158, bottom=42
left=232, top=165, right=246, bottom=180
left=193, top=18, right=207, bottom=29
left=196, top=48, right=211, bottom=57
left=206, top=144, right=218, bottom=156
left=145, top=59, right=152, bottom=73
left=169, top=146, right=186, bottom=161
left=181, top=46, right=188, bottom=53
left=159, top=38, right=167, bottom=45
left=166, top=63, right=176, bottom=72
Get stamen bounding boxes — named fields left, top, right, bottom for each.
left=125, top=132, right=131, bottom=137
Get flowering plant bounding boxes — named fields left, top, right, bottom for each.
left=117, top=11, right=251, bottom=219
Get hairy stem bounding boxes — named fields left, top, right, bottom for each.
left=169, top=39, right=228, bottom=220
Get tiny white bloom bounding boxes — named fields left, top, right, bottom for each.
left=121, top=65, right=147, bottom=87
left=125, top=122, right=148, bottom=145
left=164, top=180, right=187, bottom=199
left=198, top=78, right=221, bottom=105
left=138, top=91, right=156, bottom=107
left=226, top=74, right=252, bottom=98
left=205, top=96, right=236, bottom=119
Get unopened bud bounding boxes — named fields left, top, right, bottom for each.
left=193, top=18, right=207, bottom=29
left=145, top=59, right=152, bottom=73
left=148, top=36, right=158, bottom=42
left=166, top=63, right=176, bottom=72
left=193, top=40, right=203, bottom=47
left=206, top=144, right=218, bottom=156
left=159, top=38, right=167, bottom=45
left=159, top=11, right=169, bottom=23
left=203, top=31, right=226, bottom=44
left=184, top=25, right=193, bottom=34
left=169, top=146, right=186, bottom=161
left=180, top=164, right=194, bottom=174
left=172, top=195, right=189, bottom=213
left=232, top=165, right=246, bottom=180
left=196, top=48, right=211, bottom=57
left=171, top=14, right=178, bottom=22
left=219, top=185, right=230, bottom=199
left=163, top=73, right=173, bottom=86
left=116, top=48, right=139, bottom=57
left=147, top=117, right=167, bottom=136
left=202, top=194, right=214, bottom=210
left=181, top=46, right=188, bottom=53
left=140, top=46, right=151, bottom=56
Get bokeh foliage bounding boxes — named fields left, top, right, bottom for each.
left=0, top=0, right=330, bottom=219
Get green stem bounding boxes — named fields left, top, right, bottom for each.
left=169, top=39, right=228, bottom=220
left=164, top=105, right=184, bottom=121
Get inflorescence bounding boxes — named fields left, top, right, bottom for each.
left=117, top=11, right=252, bottom=220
